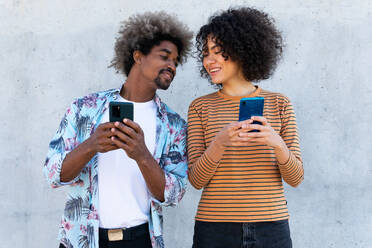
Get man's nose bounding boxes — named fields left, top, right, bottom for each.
left=167, top=61, right=176, bottom=73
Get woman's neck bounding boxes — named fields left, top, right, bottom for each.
left=220, top=79, right=256, bottom=96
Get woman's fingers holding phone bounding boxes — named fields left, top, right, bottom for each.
left=214, top=122, right=243, bottom=146
left=251, top=116, right=268, bottom=126
left=239, top=124, right=264, bottom=135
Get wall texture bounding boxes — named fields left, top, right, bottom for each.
left=1, top=0, right=371, bottom=247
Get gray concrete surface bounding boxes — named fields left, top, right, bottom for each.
left=1, top=0, right=372, bottom=247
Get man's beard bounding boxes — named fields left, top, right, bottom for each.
left=154, top=76, right=171, bottom=90
left=154, top=69, right=174, bottom=90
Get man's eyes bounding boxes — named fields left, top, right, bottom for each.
left=160, top=55, right=178, bottom=67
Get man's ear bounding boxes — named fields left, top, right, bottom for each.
left=133, top=50, right=143, bottom=64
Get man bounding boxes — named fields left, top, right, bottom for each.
left=43, top=12, right=192, bottom=248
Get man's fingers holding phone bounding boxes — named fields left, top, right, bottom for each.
left=112, top=121, right=137, bottom=139
left=122, top=118, right=143, bottom=134
left=88, top=122, right=119, bottom=153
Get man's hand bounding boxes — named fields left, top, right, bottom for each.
left=60, top=122, right=118, bottom=182
left=88, top=122, right=119, bottom=153
left=110, top=119, right=151, bottom=161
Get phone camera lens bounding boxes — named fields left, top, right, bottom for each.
left=113, top=106, right=120, bottom=117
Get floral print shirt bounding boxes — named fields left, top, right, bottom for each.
left=43, top=87, right=188, bottom=248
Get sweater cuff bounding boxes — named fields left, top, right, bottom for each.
left=204, top=140, right=225, bottom=163
left=278, top=151, right=295, bottom=168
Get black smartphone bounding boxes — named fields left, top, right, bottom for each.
left=239, top=97, right=264, bottom=132
left=109, top=101, right=134, bottom=122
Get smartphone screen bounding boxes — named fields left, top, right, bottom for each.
left=239, top=97, right=264, bottom=131
left=109, top=102, right=134, bottom=122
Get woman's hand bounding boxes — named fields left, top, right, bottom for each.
left=238, top=116, right=290, bottom=164
left=238, top=116, right=286, bottom=149
left=214, top=119, right=253, bottom=147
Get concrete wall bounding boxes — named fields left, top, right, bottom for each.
left=1, top=0, right=371, bottom=247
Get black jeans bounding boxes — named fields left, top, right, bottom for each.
left=192, top=220, right=292, bottom=248
left=59, top=230, right=152, bottom=248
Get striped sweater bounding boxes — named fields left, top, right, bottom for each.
left=187, top=87, right=303, bottom=223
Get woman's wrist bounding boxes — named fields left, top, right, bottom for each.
left=274, top=141, right=290, bottom=165
left=206, top=138, right=226, bottom=163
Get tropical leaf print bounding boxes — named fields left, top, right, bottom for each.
left=87, top=224, right=95, bottom=247
left=76, top=116, right=91, bottom=141
left=91, top=174, right=98, bottom=195
left=180, top=128, right=187, bottom=148
left=78, top=223, right=95, bottom=248
left=166, top=186, right=178, bottom=204
left=75, top=93, right=99, bottom=109
left=155, top=236, right=165, bottom=248
left=78, top=235, right=89, bottom=248
left=80, top=195, right=91, bottom=219
left=64, top=196, right=83, bottom=221
left=167, top=151, right=182, bottom=164
left=49, top=136, right=65, bottom=152
left=57, top=114, right=68, bottom=134
left=167, top=112, right=183, bottom=127
left=60, top=238, right=73, bottom=248
left=44, top=157, right=49, bottom=167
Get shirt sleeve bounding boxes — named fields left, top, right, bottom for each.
left=151, top=119, right=188, bottom=207
left=43, top=101, right=81, bottom=188
left=187, top=102, right=221, bottom=190
left=278, top=98, right=304, bottom=187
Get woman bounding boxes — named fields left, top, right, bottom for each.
left=187, top=7, right=304, bottom=248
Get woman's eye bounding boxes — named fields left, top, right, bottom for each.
left=160, top=55, right=168, bottom=60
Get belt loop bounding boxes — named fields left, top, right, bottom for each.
left=123, top=227, right=132, bottom=241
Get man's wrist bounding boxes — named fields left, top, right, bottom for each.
left=136, top=150, right=154, bottom=165
left=83, top=137, right=97, bottom=155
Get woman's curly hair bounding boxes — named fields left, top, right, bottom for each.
left=111, top=11, right=193, bottom=76
left=196, top=7, right=283, bottom=85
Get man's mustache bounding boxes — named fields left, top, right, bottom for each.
left=159, top=68, right=175, bottom=79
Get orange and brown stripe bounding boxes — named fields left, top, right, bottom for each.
left=187, top=87, right=303, bottom=223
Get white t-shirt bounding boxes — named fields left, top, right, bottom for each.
left=98, top=96, right=157, bottom=228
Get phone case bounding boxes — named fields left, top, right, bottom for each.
left=239, top=97, right=264, bottom=131
left=109, top=102, right=134, bottom=122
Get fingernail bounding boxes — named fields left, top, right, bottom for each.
left=115, top=122, right=119, bottom=126
left=111, top=128, right=115, bottom=132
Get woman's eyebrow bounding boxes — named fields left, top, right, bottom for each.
left=210, top=45, right=218, bottom=50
